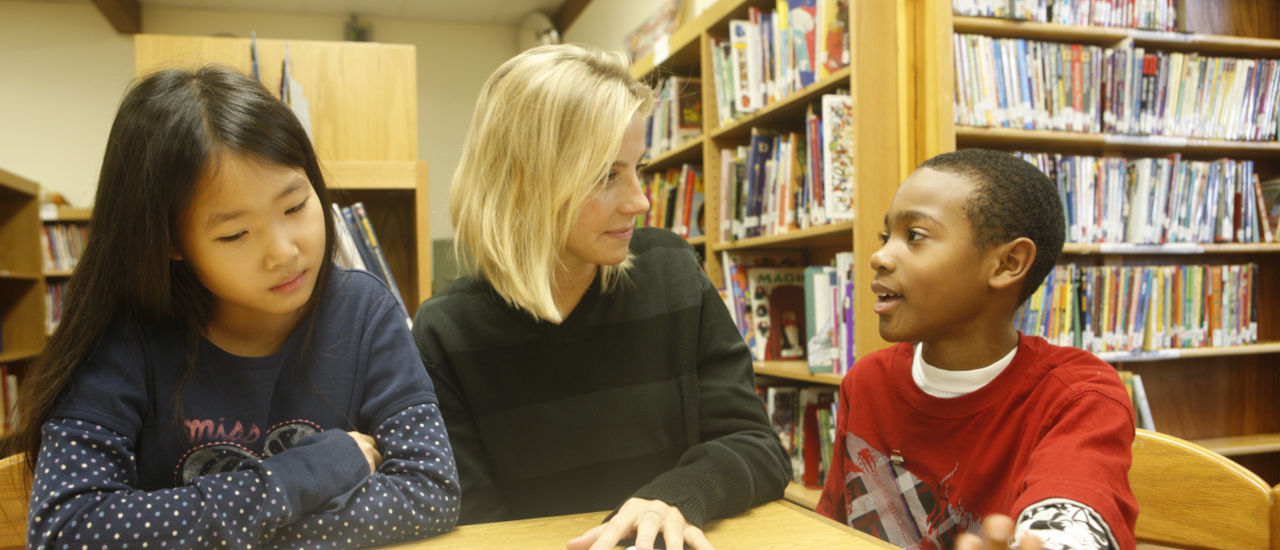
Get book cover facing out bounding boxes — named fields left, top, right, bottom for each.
left=747, top=267, right=808, bottom=361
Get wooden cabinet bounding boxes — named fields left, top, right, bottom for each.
left=134, top=34, right=432, bottom=309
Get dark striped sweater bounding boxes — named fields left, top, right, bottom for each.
left=412, top=228, right=790, bottom=526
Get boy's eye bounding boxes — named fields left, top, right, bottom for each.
left=217, top=231, right=246, bottom=242
left=285, top=198, right=308, bottom=214
left=877, top=231, right=889, bottom=244
left=908, top=229, right=925, bottom=241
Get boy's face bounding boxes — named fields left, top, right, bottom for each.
left=870, top=168, right=999, bottom=344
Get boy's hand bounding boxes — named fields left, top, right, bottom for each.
left=954, top=515, right=1043, bottom=550
left=566, top=497, right=713, bottom=550
left=346, top=431, right=382, bottom=474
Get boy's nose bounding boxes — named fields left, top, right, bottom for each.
left=869, top=246, right=892, bottom=272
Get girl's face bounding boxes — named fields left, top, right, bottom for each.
left=561, top=113, right=651, bottom=274
left=177, top=152, right=326, bottom=327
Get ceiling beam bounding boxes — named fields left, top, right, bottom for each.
left=553, top=0, right=592, bottom=35
left=92, top=0, right=141, bottom=34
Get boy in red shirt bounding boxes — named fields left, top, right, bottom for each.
left=816, top=149, right=1138, bottom=550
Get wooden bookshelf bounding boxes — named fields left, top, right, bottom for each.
left=134, top=34, right=432, bottom=310
left=918, top=2, right=1280, bottom=484
left=634, top=0, right=906, bottom=382
left=0, top=167, right=48, bottom=414
left=754, top=360, right=844, bottom=385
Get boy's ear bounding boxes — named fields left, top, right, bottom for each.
left=988, top=237, right=1036, bottom=291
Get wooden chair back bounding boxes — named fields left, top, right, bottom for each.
left=0, top=454, right=28, bottom=549
left=1129, top=429, right=1271, bottom=550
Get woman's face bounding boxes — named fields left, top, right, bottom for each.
left=560, top=113, right=651, bottom=274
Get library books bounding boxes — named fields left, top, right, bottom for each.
left=1017, top=152, right=1274, bottom=244
left=746, top=267, right=807, bottom=361
left=804, top=251, right=856, bottom=376
left=637, top=164, right=704, bottom=238
left=1117, top=370, right=1156, bottom=431
left=718, top=94, right=854, bottom=241
left=1015, top=263, right=1259, bottom=354
left=709, top=1, right=850, bottom=125
left=952, top=34, right=1280, bottom=141
left=646, top=76, right=702, bottom=159
left=40, top=223, right=88, bottom=273
left=761, top=383, right=838, bottom=488
left=953, top=0, right=1179, bottom=31
left=331, top=202, right=409, bottom=316
left=720, top=250, right=805, bottom=353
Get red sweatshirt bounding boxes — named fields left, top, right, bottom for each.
left=817, top=334, right=1138, bottom=550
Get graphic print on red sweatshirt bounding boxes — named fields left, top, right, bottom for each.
left=839, top=432, right=979, bottom=550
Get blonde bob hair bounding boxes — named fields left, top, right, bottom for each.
left=451, top=44, right=654, bottom=322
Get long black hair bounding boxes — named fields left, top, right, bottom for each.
left=10, top=66, right=337, bottom=470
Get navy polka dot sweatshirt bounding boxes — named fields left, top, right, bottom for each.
left=29, top=268, right=460, bottom=549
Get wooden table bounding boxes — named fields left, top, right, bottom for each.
left=381, top=500, right=898, bottom=549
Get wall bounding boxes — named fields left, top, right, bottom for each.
left=0, top=1, right=518, bottom=248
left=562, top=0, right=684, bottom=55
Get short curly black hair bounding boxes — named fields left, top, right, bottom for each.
left=919, top=149, right=1064, bottom=306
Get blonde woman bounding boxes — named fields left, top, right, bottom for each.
left=413, top=44, right=790, bottom=550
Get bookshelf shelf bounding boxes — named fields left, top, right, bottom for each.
left=953, top=16, right=1280, bottom=57
left=710, top=66, right=851, bottom=142
left=686, top=235, right=707, bottom=247
left=0, top=271, right=42, bottom=282
left=0, top=349, right=41, bottom=364
left=1062, top=243, right=1280, bottom=255
left=647, top=137, right=704, bottom=172
left=1191, top=432, right=1280, bottom=457
left=44, top=207, right=92, bottom=222
left=754, top=360, right=843, bottom=385
left=955, top=127, right=1280, bottom=157
left=1098, top=342, right=1280, bottom=363
left=711, top=221, right=854, bottom=252
left=43, top=270, right=74, bottom=278
left=784, top=482, right=822, bottom=510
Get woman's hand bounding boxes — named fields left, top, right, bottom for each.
left=566, top=497, right=713, bottom=550
left=346, top=431, right=382, bottom=474
left=954, top=515, right=1043, bottom=550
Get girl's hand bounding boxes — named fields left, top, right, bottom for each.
left=346, top=431, right=382, bottom=474
left=566, top=497, right=713, bottom=550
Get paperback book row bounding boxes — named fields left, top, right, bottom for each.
left=46, top=281, right=65, bottom=334
left=40, top=222, right=88, bottom=273
left=953, top=0, right=1178, bottom=30
left=953, top=34, right=1280, bottom=141
left=760, top=384, right=838, bottom=488
left=719, top=250, right=856, bottom=375
left=1016, top=152, right=1275, bottom=244
left=637, top=164, right=705, bottom=238
left=707, top=0, right=850, bottom=126
left=720, top=94, right=854, bottom=241
left=329, top=202, right=409, bottom=316
left=646, top=76, right=702, bottom=159
left=1015, top=263, right=1259, bottom=354
left=0, top=365, right=18, bottom=435
left=1116, top=370, right=1156, bottom=431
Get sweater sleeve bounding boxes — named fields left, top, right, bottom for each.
left=1011, top=388, right=1138, bottom=550
left=267, top=403, right=460, bottom=547
left=629, top=279, right=792, bottom=527
left=29, top=417, right=365, bottom=549
left=30, top=404, right=458, bottom=549
left=421, top=355, right=509, bottom=525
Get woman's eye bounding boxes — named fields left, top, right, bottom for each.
left=286, top=198, right=308, bottom=214
left=218, top=231, right=246, bottom=242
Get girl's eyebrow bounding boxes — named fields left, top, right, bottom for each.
left=204, top=178, right=306, bottom=229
